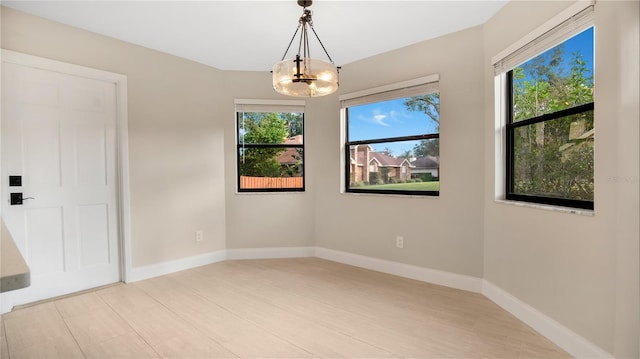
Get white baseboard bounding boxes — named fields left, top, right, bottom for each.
left=314, top=247, right=484, bottom=293
left=7, top=244, right=610, bottom=359
left=482, top=280, right=612, bottom=359
left=226, top=246, right=315, bottom=260
left=127, top=249, right=226, bottom=282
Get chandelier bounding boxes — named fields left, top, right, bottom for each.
left=272, top=0, right=339, bottom=97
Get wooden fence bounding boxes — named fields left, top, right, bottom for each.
left=240, top=176, right=303, bottom=189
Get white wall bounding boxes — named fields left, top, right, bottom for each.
left=483, top=1, right=639, bottom=357
left=313, top=26, right=486, bottom=278
left=1, top=7, right=228, bottom=267
left=221, top=70, right=316, bottom=250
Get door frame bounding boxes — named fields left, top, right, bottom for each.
left=0, top=50, right=133, bottom=293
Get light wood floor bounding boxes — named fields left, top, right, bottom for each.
left=1, top=258, right=571, bottom=358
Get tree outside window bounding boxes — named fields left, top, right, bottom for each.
left=237, top=111, right=304, bottom=192
left=344, top=83, right=440, bottom=196
left=507, top=27, right=594, bottom=209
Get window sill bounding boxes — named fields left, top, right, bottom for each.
left=342, top=191, right=439, bottom=199
left=494, top=199, right=594, bottom=216
left=235, top=191, right=305, bottom=195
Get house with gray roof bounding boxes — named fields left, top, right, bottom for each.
left=410, top=155, right=439, bottom=180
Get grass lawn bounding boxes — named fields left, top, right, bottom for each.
left=361, top=181, right=440, bottom=191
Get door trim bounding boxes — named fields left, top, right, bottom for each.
left=0, top=50, right=133, bottom=286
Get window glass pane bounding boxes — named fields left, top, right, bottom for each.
left=348, top=94, right=439, bottom=141
left=344, top=83, right=440, bottom=196
left=239, top=112, right=303, bottom=145
left=512, top=27, right=594, bottom=122
left=238, top=147, right=303, bottom=190
left=512, top=111, right=594, bottom=201
left=348, top=140, right=439, bottom=192
left=237, top=110, right=304, bottom=192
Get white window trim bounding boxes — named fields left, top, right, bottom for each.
left=494, top=74, right=508, bottom=202
left=492, top=1, right=595, bottom=213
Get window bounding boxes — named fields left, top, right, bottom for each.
left=496, top=5, right=594, bottom=209
left=236, top=100, right=305, bottom=192
left=341, top=75, right=440, bottom=196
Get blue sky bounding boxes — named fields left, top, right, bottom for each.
left=563, top=27, right=594, bottom=69
left=346, top=27, right=592, bottom=158
left=520, top=27, right=594, bottom=78
left=348, top=97, right=439, bottom=157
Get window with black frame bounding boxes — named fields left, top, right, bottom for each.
left=341, top=76, right=440, bottom=196
left=236, top=101, right=305, bottom=192
left=506, top=26, right=594, bottom=209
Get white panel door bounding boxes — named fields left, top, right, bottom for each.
left=1, top=61, right=120, bottom=306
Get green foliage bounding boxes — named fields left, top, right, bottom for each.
left=239, top=148, right=282, bottom=177
left=404, top=92, right=440, bottom=126
left=281, top=112, right=303, bottom=137
left=412, top=138, right=439, bottom=158
left=241, top=112, right=289, bottom=144
left=413, top=173, right=434, bottom=182
left=513, top=49, right=593, bottom=120
left=398, top=150, right=413, bottom=160
left=404, top=93, right=440, bottom=158
left=280, top=149, right=304, bottom=177
left=369, top=172, right=384, bottom=185
left=239, top=112, right=290, bottom=177
left=380, top=167, right=390, bottom=183
left=362, top=181, right=440, bottom=191
left=512, top=43, right=594, bottom=201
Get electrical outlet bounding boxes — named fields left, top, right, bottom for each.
left=195, top=230, right=204, bottom=242
left=396, top=235, right=404, bottom=249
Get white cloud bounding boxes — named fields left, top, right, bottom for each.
left=357, top=109, right=402, bottom=127
left=372, top=112, right=390, bottom=126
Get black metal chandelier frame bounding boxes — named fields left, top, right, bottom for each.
left=278, top=0, right=337, bottom=84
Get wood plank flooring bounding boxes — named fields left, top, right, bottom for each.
left=1, top=258, right=571, bottom=358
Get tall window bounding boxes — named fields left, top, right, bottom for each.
left=496, top=6, right=594, bottom=209
left=341, top=75, right=440, bottom=196
left=236, top=100, right=305, bottom=192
